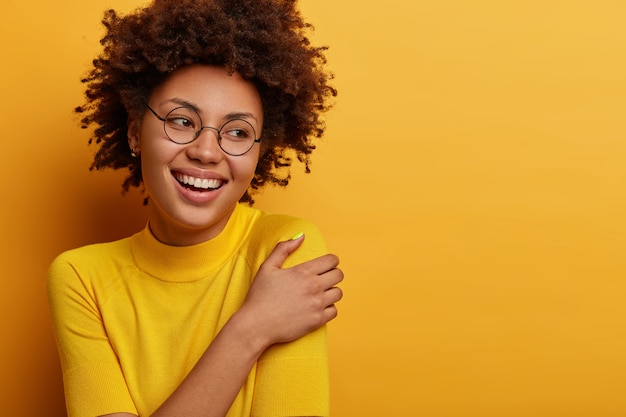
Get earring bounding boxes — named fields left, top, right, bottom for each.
left=130, top=148, right=138, bottom=158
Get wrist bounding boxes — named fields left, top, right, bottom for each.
left=227, top=307, right=272, bottom=357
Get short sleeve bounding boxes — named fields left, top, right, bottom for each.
left=251, top=326, right=329, bottom=417
left=47, top=253, right=137, bottom=417
left=249, top=214, right=331, bottom=416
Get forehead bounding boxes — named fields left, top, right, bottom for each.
left=150, top=65, right=263, bottom=121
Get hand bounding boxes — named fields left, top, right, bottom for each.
left=239, top=234, right=344, bottom=348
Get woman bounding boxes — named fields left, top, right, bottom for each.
left=47, top=0, right=343, bottom=416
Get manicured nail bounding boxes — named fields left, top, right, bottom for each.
left=291, top=232, right=304, bottom=240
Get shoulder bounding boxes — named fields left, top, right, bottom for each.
left=49, top=237, right=133, bottom=271
left=51, top=237, right=132, bottom=263
left=242, top=204, right=324, bottom=244
left=241, top=205, right=328, bottom=265
left=257, top=210, right=322, bottom=240
left=47, top=236, right=134, bottom=293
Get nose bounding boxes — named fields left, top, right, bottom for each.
left=185, top=127, right=224, bottom=163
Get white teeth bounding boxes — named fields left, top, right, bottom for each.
left=177, top=174, right=223, bottom=190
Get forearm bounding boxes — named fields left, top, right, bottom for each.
left=151, top=310, right=268, bottom=417
left=100, top=236, right=341, bottom=417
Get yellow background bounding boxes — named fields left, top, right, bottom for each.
left=1, top=0, right=625, bottom=415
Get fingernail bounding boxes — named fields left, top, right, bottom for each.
left=291, top=232, right=304, bottom=240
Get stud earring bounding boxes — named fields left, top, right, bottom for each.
left=130, top=148, right=138, bottom=157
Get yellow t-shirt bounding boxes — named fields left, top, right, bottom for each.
left=48, top=204, right=329, bottom=417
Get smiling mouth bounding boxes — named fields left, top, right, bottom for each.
left=174, top=173, right=225, bottom=191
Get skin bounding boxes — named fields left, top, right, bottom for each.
left=100, top=64, right=343, bottom=417
left=129, top=65, right=263, bottom=246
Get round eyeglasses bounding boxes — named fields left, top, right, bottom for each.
left=146, top=105, right=261, bottom=156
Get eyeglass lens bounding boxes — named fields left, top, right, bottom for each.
left=163, top=107, right=257, bottom=155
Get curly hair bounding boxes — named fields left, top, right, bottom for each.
left=76, top=0, right=336, bottom=203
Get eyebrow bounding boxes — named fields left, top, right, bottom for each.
left=168, top=97, right=201, bottom=112
left=165, top=98, right=259, bottom=123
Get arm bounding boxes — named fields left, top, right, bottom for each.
left=149, top=235, right=342, bottom=416
left=250, top=222, right=337, bottom=416
left=89, top=235, right=341, bottom=417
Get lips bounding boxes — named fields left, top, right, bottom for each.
left=174, top=172, right=225, bottom=190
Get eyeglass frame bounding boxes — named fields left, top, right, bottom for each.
left=145, top=104, right=262, bottom=156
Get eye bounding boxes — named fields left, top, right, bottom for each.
left=166, top=115, right=195, bottom=130
left=221, top=120, right=255, bottom=141
left=163, top=107, right=200, bottom=131
left=225, top=128, right=250, bottom=139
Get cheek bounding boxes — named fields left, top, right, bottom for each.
left=247, top=149, right=261, bottom=177
left=140, top=131, right=180, bottom=163
left=139, top=144, right=177, bottom=186
left=232, top=152, right=260, bottom=182
left=140, top=148, right=163, bottom=175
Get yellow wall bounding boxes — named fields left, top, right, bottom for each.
left=2, top=1, right=625, bottom=415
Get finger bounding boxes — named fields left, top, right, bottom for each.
left=322, top=304, right=339, bottom=323
left=262, top=233, right=306, bottom=269
left=315, top=254, right=340, bottom=274
left=323, top=287, right=343, bottom=306
left=317, top=267, right=344, bottom=289
left=291, top=253, right=340, bottom=276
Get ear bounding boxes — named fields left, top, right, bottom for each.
left=127, top=118, right=141, bottom=155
